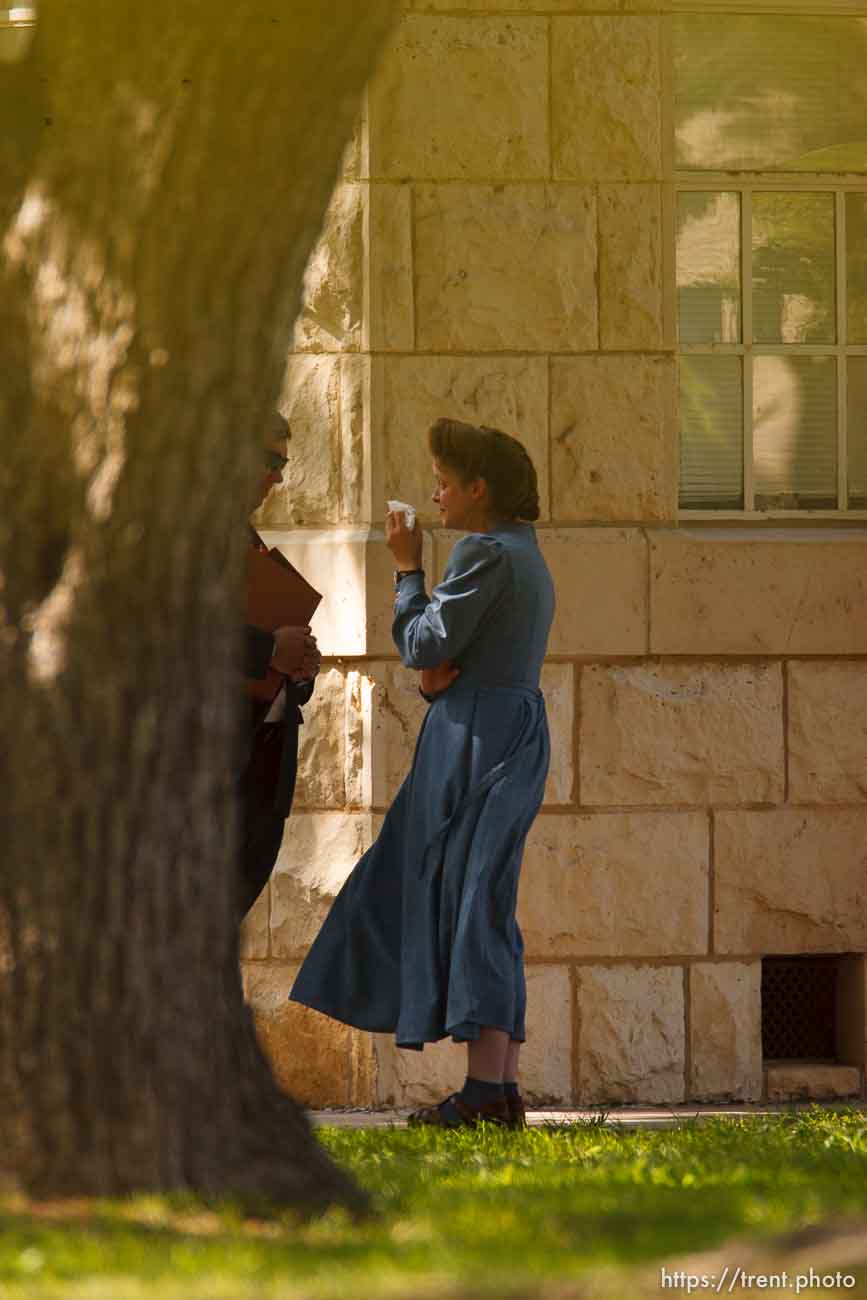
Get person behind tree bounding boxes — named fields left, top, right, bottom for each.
left=240, top=413, right=321, bottom=918
left=290, top=417, right=555, bottom=1128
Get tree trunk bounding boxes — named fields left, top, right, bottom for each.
left=0, top=0, right=396, bottom=1213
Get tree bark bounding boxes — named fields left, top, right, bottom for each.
left=0, top=0, right=396, bottom=1213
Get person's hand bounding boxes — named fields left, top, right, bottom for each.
left=420, top=660, right=460, bottom=697
left=270, top=625, right=317, bottom=676
left=385, top=509, right=423, bottom=570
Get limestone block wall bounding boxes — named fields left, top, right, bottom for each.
left=241, top=0, right=867, bottom=1108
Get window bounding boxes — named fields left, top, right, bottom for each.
left=0, top=7, right=36, bottom=64
left=761, top=953, right=865, bottom=1071
left=674, top=13, right=867, bottom=514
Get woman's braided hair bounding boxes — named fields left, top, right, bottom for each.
left=427, top=417, right=540, bottom=522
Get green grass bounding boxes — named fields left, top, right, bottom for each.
left=1, top=1107, right=866, bottom=1298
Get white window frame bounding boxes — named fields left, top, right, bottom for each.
left=670, top=1, right=867, bottom=522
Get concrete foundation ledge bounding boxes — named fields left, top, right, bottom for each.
left=766, top=1064, right=863, bottom=1102
left=309, top=1101, right=867, bottom=1129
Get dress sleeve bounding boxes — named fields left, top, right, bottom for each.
left=392, top=534, right=510, bottom=669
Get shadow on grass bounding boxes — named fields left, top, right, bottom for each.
left=0, top=1111, right=865, bottom=1292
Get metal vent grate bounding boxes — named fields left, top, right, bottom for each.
left=761, top=955, right=839, bottom=1061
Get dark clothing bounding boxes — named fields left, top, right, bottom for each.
left=290, top=522, right=555, bottom=1048
left=240, top=676, right=311, bottom=816
left=244, top=623, right=275, bottom=679
left=239, top=618, right=314, bottom=916
left=237, top=785, right=287, bottom=918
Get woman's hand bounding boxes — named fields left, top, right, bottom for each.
left=420, top=660, right=460, bottom=697
left=385, top=509, right=423, bottom=570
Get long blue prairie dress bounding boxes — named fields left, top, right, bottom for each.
left=289, top=522, right=555, bottom=1048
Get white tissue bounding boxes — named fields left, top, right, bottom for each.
left=387, top=499, right=416, bottom=530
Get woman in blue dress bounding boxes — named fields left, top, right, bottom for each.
left=290, top=418, right=555, bottom=1128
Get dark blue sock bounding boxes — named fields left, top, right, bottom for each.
left=461, top=1076, right=505, bottom=1107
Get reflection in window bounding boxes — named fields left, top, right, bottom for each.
left=679, top=356, right=743, bottom=510
left=754, top=356, right=837, bottom=510
left=675, top=15, right=867, bottom=173
left=848, top=358, right=867, bottom=509
left=752, top=193, right=835, bottom=344
left=677, top=192, right=740, bottom=344
left=846, top=194, right=867, bottom=345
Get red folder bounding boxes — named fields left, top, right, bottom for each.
left=245, top=548, right=323, bottom=702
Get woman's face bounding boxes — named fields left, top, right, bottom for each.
left=431, top=458, right=486, bottom=530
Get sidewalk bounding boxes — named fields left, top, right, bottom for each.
left=311, top=1100, right=867, bottom=1130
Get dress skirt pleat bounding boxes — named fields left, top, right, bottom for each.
left=290, top=682, right=550, bottom=1048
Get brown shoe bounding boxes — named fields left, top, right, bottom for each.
left=408, top=1092, right=509, bottom=1128
left=505, top=1090, right=527, bottom=1130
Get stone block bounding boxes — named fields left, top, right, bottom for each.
left=519, top=812, right=708, bottom=957
left=242, top=963, right=374, bottom=1107
left=651, top=531, right=867, bottom=656
left=239, top=884, right=270, bottom=960
left=367, top=185, right=414, bottom=352
left=372, top=967, right=572, bottom=1106
left=366, top=660, right=571, bottom=808
left=766, top=1064, right=862, bottom=1102
left=415, top=184, right=597, bottom=352
left=521, top=965, right=573, bottom=1105
left=553, top=17, right=662, bottom=180
left=344, top=668, right=372, bottom=809
left=366, top=660, right=431, bottom=806
left=294, top=667, right=347, bottom=809
left=404, top=1, right=671, bottom=10
left=577, top=965, right=685, bottom=1104
left=338, top=354, right=368, bottom=524
left=373, top=1033, right=465, bottom=1107
left=599, top=184, right=663, bottom=349
left=255, top=357, right=340, bottom=527
left=714, top=810, right=867, bottom=954
left=580, top=662, right=784, bottom=806
left=369, top=16, right=548, bottom=180
left=366, top=529, right=437, bottom=657
left=551, top=354, right=677, bottom=523
left=788, top=662, right=867, bottom=804
left=434, top=528, right=647, bottom=656
left=292, top=182, right=363, bottom=353
left=270, top=813, right=377, bottom=958
left=375, top=354, right=550, bottom=525
left=535, top=528, right=647, bottom=656
left=540, top=663, right=574, bottom=805
left=260, top=528, right=434, bottom=657
left=339, top=115, right=364, bottom=182
left=689, top=963, right=762, bottom=1101
left=837, top=955, right=866, bottom=1068
left=260, top=528, right=368, bottom=656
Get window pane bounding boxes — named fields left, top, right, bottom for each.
left=752, top=193, right=835, bottom=344
left=847, top=357, right=867, bottom=508
left=754, top=356, right=837, bottom=509
left=677, top=192, right=740, bottom=344
left=679, top=356, right=743, bottom=509
left=675, top=16, right=867, bottom=173
left=846, top=194, right=867, bottom=344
